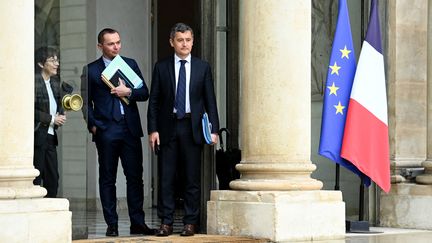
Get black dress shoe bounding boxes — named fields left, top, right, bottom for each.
left=106, top=224, right=119, bottom=237
left=130, top=223, right=156, bottom=235
left=155, top=224, right=173, bottom=237
left=180, top=224, right=197, bottom=236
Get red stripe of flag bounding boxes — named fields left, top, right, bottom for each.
left=341, top=99, right=390, bottom=192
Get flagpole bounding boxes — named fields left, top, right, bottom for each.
left=359, top=177, right=365, bottom=221
left=361, top=0, right=365, bottom=41
left=359, top=0, right=365, bottom=221
left=346, top=0, right=369, bottom=232
left=335, top=164, right=340, bottom=190
left=358, top=0, right=365, bottom=223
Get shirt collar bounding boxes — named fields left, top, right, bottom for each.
left=174, top=54, right=191, bottom=64
left=102, top=56, right=113, bottom=67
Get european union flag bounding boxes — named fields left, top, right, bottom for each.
left=318, top=0, right=370, bottom=185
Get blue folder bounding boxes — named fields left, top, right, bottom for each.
left=202, top=112, right=212, bottom=144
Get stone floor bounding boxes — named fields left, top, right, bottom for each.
left=74, top=235, right=267, bottom=243
left=72, top=209, right=432, bottom=242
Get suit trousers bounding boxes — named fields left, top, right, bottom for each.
left=94, top=118, right=145, bottom=226
left=157, top=117, right=202, bottom=225
left=33, top=134, right=59, bottom=198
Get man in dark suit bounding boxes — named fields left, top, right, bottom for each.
left=147, top=23, right=219, bottom=237
left=81, top=28, right=154, bottom=237
left=34, top=47, right=66, bottom=198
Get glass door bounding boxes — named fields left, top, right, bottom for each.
left=35, top=0, right=89, bottom=239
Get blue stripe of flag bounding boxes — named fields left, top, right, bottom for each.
left=365, top=0, right=382, bottom=54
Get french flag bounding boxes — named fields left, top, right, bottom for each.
left=341, top=0, right=390, bottom=192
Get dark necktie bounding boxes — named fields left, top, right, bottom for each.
left=113, top=98, right=122, bottom=121
left=175, top=60, right=187, bottom=119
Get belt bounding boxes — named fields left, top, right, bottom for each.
left=173, top=113, right=191, bottom=119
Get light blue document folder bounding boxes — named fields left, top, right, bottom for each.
left=202, top=112, right=212, bottom=145
left=101, top=55, right=144, bottom=89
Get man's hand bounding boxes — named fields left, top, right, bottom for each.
left=111, top=78, right=131, bottom=97
left=91, top=126, right=97, bottom=135
left=211, top=133, right=218, bottom=145
left=54, top=112, right=67, bottom=126
left=149, top=132, right=160, bottom=152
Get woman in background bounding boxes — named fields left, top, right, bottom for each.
left=33, top=47, right=66, bottom=198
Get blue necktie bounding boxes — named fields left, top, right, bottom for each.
left=175, top=60, right=187, bottom=119
left=113, top=98, right=122, bottom=121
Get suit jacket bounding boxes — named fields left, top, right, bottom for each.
left=81, top=56, right=149, bottom=138
left=147, top=56, right=219, bottom=145
left=34, top=73, right=63, bottom=146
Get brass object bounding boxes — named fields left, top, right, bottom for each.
left=62, top=94, right=83, bottom=111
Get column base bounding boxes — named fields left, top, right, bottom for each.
left=0, top=198, right=71, bottom=242
left=416, top=174, right=432, bottom=184
left=416, top=160, right=432, bottom=184
left=381, top=183, right=432, bottom=229
left=207, top=190, right=345, bottom=242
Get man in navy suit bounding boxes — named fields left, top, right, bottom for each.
left=81, top=28, right=154, bottom=237
left=147, top=23, right=219, bottom=237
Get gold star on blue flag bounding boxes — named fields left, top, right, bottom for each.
left=318, top=0, right=370, bottom=185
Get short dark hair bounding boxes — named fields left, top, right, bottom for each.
left=170, top=23, right=194, bottom=39
left=97, top=28, right=119, bottom=44
left=35, top=46, right=58, bottom=73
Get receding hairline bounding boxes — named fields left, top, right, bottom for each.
left=98, top=28, right=119, bottom=44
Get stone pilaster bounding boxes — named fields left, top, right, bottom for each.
left=387, top=0, right=429, bottom=183
left=381, top=0, right=431, bottom=230
left=0, top=1, right=71, bottom=242
left=416, top=0, right=432, bottom=185
left=207, top=1, right=345, bottom=241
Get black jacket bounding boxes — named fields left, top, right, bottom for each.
left=34, top=73, right=62, bottom=146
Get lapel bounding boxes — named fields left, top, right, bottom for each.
left=96, top=57, right=106, bottom=76
left=168, top=57, right=176, bottom=96
left=50, top=78, right=60, bottom=103
left=189, top=56, right=195, bottom=95
left=92, top=57, right=108, bottom=88
left=36, top=74, right=49, bottom=108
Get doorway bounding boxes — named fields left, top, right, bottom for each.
left=150, top=0, right=202, bottom=210
left=151, top=0, right=238, bottom=231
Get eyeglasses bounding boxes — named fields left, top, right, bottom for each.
left=46, top=58, right=60, bottom=64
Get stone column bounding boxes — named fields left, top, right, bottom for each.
left=0, top=1, right=71, bottom=242
left=380, top=0, right=432, bottom=230
left=387, top=0, right=428, bottom=183
left=229, top=0, right=322, bottom=190
left=416, top=0, right=432, bottom=185
left=207, top=1, right=345, bottom=241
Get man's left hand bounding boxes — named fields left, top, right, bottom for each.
left=111, top=78, right=131, bottom=97
left=211, top=134, right=218, bottom=145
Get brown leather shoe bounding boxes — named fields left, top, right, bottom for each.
left=180, top=224, right=197, bottom=236
left=155, top=224, right=173, bottom=237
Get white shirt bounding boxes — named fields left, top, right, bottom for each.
left=44, top=79, right=57, bottom=135
left=174, top=54, right=191, bottom=113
